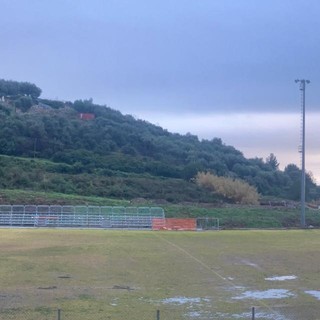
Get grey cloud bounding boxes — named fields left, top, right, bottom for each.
left=0, top=0, right=319, bottom=114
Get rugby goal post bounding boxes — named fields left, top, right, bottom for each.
left=196, top=217, right=220, bottom=230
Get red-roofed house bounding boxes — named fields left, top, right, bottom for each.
left=79, top=113, right=95, bottom=120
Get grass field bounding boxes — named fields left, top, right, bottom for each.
left=1, top=229, right=320, bottom=320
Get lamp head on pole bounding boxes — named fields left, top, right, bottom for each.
left=295, top=79, right=310, bottom=83
left=295, top=79, right=310, bottom=90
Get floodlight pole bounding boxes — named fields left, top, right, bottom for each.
left=295, top=79, right=310, bottom=228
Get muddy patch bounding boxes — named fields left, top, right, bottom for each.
left=58, top=275, right=72, bottom=279
left=112, top=285, right=134, bottom=291
left=233, top=289, right=294, bottom=300
left=37, top=286, right=57, bottom=290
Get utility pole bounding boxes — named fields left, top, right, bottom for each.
left=295, top=79, right=310, bottom=228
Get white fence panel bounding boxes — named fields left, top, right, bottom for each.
left=0, top=205, right=165, bottom=229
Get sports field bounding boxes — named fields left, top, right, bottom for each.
left=0, top=229, right=320, bottom=320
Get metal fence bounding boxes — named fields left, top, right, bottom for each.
left=0, top=306, right=308, bottom=320
left=196, top=217, right=220, bottom=230
left=0, top=205, right=164, bottom=229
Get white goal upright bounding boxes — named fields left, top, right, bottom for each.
left=196, top=217, right=220, bottom=230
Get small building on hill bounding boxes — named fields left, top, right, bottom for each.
left=79, top=113, right=95, bottom=120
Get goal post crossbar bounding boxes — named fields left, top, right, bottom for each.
left=196, top=217, right=220, bottom=230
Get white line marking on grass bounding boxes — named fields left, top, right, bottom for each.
left=153, top=232, right=285, bottom=319
left=153, top=233, right=230, bottom=282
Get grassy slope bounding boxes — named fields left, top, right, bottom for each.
left=0, top=229, right=320, bottom=319
left=0, top=189, right=130, bottom=206
left=0, top=154, right=218, bottom=203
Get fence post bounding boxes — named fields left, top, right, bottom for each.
left=57, top=309, right=61, bottom=320
left=251, top=306, right=255, bottom=320
left=156, top=309, right=160, bottom=320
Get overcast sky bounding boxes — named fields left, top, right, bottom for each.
left=1, top=1, right=319, bottom=180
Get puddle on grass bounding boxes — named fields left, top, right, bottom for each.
left=187, top=311, right=202, bottom=318
left=214, top=311, right=290, bottom=320
left=153, top=296, right=290, bottom=320
left=233, top=289, right=294, bottom=300
left=305, top=290, right=320, bottom=300
left=239, top=259, right=261, bottom=269
left=110, top=298, right=119, bottom=306
left=160, top=296, right=212, bottom=319
left=222, top=276, right=235, bottom=281
left=265, top=275, right=297, bottom=281
left=162, top=296, right=210, bottom=305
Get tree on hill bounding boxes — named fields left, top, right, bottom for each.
left=266, top=153, right=279, bottom=170
left=15, top=96, right=33, bottom=112
left=0, top=79, right=41, bottom=98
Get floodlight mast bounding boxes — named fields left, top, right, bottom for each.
left=295, top=79, right=310, bottom=228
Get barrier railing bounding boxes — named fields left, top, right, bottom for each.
left=0, top=205, right=164, bottom=229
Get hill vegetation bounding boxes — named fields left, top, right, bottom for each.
left=0, top=78, right=319, bottom=204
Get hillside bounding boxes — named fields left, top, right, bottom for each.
left=0, top=79, right=319, bottom=204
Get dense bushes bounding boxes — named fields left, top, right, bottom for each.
left=195, top=172, right=259, bottom=205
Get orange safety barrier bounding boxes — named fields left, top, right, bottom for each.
left=152, top=218, right=166, bottom=230
left=152, top=218, right=196, bottom=231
